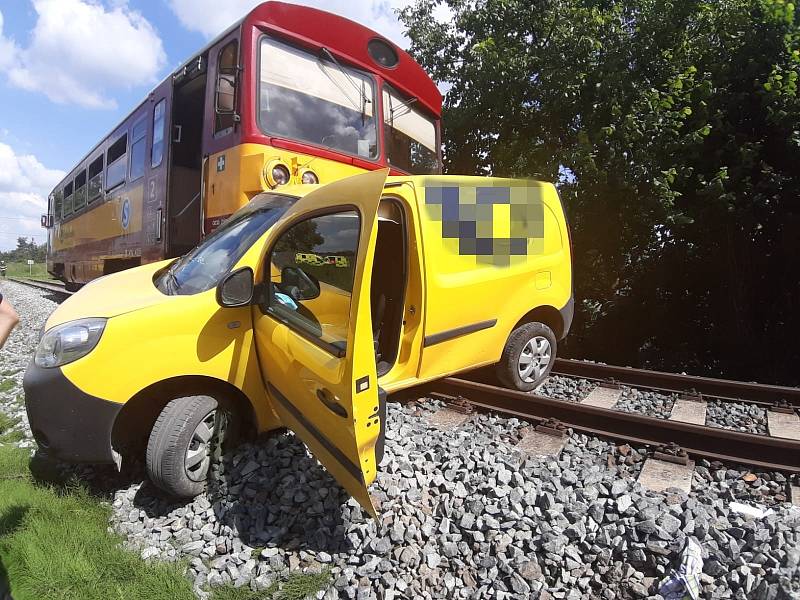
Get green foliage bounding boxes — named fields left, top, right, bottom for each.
left=401, top=0, right=800, bottom=382
left=0, top=238, right=46, bottom=264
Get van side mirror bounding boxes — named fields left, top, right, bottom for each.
left=281, top=266, right=320, bottom=300
left=217, top=267, right=254, bottom=307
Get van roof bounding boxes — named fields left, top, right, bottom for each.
left=277, top=175, right=552, bottom=198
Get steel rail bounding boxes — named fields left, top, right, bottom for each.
left=6, top=277, right=72, bottom=299
left=552, top=358, right=800, bottom=408
left=427, top=377, right=800, bottom=473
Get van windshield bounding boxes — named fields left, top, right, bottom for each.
left=157, top=193, right=297, bottom=295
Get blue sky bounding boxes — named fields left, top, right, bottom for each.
left=0, top=0, right=422, bottom=250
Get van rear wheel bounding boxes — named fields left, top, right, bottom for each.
left=496, top=322, right=556, bottom=392
left=146, top=395, right=237, bottom=498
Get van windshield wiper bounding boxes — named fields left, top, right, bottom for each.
left=318, top=47, right=370, bottom=118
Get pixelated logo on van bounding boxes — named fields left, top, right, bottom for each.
left=424, top=183, right=545, bottom=266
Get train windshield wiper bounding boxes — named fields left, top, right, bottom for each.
left=317, top=47, right=370, bottom=118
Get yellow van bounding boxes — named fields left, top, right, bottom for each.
left=23, top=169, right=572, bottom=515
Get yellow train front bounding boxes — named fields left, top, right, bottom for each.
left=41, top=1, right=442, bottom=290
left=24, top=171, right=573, bottom=516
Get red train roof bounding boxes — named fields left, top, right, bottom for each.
left=243, top=1, right=442, bottom=117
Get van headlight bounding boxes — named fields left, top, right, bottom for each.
left=34, top=318, right=107, bottom=368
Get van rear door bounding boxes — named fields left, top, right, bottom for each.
left=252, top=169, right=388, bottom=516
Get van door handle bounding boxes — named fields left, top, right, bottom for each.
left=316, top=388, right=347, bottom=418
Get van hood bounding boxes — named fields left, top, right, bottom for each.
left=46, top=260, right=175, bottom=329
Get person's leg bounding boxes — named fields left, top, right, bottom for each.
left=0, top=296, right=20, bottom=348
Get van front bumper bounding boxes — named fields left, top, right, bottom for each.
left=23, top=361, right=121, bottom=464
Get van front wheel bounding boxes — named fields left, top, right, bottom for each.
left=496, top=322, right=557, bottom=392
left=146, top=395, right=236, bottom=498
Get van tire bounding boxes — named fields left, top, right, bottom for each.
left=496, top=322, right=557, bottom=392
left=146, top=395, right=237, bottom=498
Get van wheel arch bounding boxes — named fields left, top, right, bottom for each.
left=111, top=376, right=256, bottom=459
left=512, top=305, right=564, bottom=340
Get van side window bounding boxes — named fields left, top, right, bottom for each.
left=215, top=40, right=238, bottom=135
left=268, top=211, right=360, bottom=352
left=106, top=133, right=128, bottom=190
left=151, top=99, right=166, bottom=168
left=88, top=155, right=104, bottom=203
left=74, top=169, right=87, bottom=211
left=63, top=181, right=74, bottom=217
left=129, top=118, right=148, bottom=181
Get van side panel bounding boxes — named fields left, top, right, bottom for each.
left=413, top=177, right=571, bottom=381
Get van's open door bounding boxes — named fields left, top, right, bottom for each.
left=252, top=169, right=388, bottom=516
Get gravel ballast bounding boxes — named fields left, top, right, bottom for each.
left=706, top=400, right=769, bottom=435
left=614, top=387, right=678, bottom=419
left=1, top=280, right=798, bottom=600
left=537, top=375, right=595, bottom=403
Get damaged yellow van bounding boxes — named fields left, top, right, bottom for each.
left=23, top=169, right=572, bottom=515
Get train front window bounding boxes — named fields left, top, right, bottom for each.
left=383, top=87, right=439, bottom=174
left=156, top=193, right=297, bottom=296
left=259, top=37, right=378, bottom=160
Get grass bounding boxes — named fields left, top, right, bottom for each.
left=0, top=446, right=196, bottom=600
left=0, top=414, right=23, bottom=445
left=0, top=444, right=333, bottom=600
left=209, top=569, right=331, bottom=600
left=0, top=379, right=16, bottom=394
left=1, top=262, right=53, bottom=281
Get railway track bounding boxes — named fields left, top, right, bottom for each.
left=430, top=364, right=800, bottom=475
left=427, top=377, right=800, bottom=474
left=5, top=277, right=73, bottom=299
left=552, top=357, right=800, bottom=408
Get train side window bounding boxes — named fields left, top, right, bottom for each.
left=129, top=118, right=147, bottom=181
left=151, top=99, right=166, bottom=168
left=106, top=133, right=128, bottom=191
left=63, top=181, right=74, bottom=218
left=215, top=40, right=238, bottom=135
left=74, top=169, right=87, bottom=211
left=88, top=155, right=104, bottom=203
left=53, top=189, right=63, bottom=222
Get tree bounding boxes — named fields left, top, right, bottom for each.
left=400, top=0, right=800, bottom=383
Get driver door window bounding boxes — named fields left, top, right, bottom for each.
left=267, top=210, right=360, bottom=354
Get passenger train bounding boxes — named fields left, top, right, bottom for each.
left=41, top=1, right=442, bottom=290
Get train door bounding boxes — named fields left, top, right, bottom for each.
left=167, top=55, right=207, bottom=257
left=143, top=82, right=171, bottom=264
left=251, top=169, right=388, bottom=516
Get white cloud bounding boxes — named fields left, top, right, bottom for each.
left=168, top=0, right=415, bottom=46
left=0, top=143, right=65, bottom=250
left=0, top=1, right=166, bottom=109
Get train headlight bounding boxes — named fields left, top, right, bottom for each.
left=272, top=164, right=290, bottom=185
left=301, top=170, right=319, bottom=185
left=34, top=318, right=107, bottom=368
left=264, top=163, right=290, bottom=188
